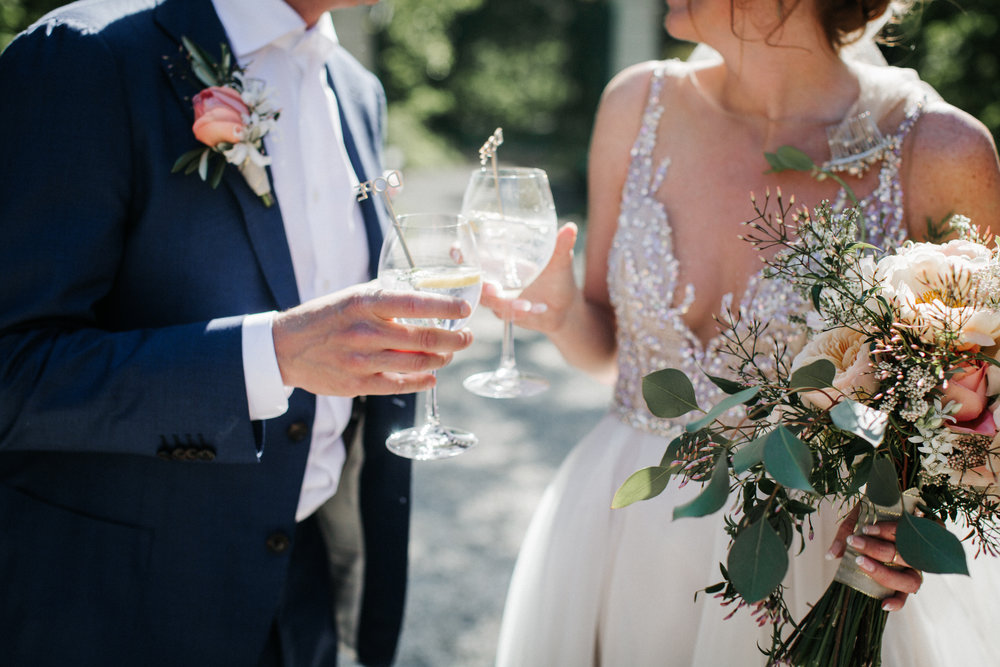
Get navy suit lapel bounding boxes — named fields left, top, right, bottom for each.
left=154, top=0, right=300, bottom=311
left=326, top=60, right=385, bottom=280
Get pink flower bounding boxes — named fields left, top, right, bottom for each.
left=191, top=86, right=247, bottom=147
left=942, top=362, right=990, bottom=425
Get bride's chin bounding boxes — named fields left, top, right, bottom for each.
left=664, top=11, right=698, bottom=43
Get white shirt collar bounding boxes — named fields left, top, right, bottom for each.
left=211, top=0, right=339, bottom=59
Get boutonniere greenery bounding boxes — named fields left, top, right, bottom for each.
left=171, top=37, right=280, bottom=207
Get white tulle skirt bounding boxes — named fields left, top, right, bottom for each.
left=495, top=413, right=1000, bottom=666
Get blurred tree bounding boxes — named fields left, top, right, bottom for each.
left=883, top=0, right=999, bottom=143
left=372, top=0, right=607, bottom=182
left=0, top=0, right=63, bottom=49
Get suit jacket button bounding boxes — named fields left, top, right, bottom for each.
left=286, top=421, right=309, bottom=443
left=266, top=532, right=291, bottom=554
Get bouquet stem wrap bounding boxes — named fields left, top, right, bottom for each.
left=772, top=492, right=918, bottom=667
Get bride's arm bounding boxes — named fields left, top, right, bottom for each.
left=481, top=63, right=661, bottom=383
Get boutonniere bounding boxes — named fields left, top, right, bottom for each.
left=171, top=37, right=280, bottom=207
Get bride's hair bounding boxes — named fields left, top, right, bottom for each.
left=725, top=0, right=916, bottom=50
left=817, top=0, right=914, bottom=48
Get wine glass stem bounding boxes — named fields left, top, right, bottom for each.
left=425, top=371, right=442, bottom=427
left=498, top=317, right=517, bottom=373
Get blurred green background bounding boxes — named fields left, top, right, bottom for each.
left=3, top=0, right=997, bottom=217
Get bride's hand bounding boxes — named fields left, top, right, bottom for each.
left=479, top=222, right=579, bottom=334
left=827, top=503, right=924, bottom=612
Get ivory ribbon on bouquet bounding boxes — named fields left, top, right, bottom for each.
left=834, top=490, right=921, bottom=599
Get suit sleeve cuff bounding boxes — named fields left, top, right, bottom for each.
left=242, top=311, right=293, bottom=420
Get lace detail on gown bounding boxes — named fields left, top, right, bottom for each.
left=608, top=61, right=918, bottom=437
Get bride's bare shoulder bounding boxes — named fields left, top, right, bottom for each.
left=599, top=59, right=696, bottom=115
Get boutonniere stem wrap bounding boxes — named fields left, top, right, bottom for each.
left=171, top=37, right=279, bottom=207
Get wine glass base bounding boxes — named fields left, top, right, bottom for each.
left=463, top=369, right=550, bottom=399
left=386, top=424, right=479, bottom=460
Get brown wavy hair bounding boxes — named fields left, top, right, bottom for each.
left=727, top=0, right=916, bottom=50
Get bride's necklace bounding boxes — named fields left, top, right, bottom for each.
left=822, top=110, right=889, bottom=176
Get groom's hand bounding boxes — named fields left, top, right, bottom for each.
left=272, top=281, right=473, bottom=397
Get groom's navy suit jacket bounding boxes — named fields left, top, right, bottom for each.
left=0, top=0, right=414, bottom=665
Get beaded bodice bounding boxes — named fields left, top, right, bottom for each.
left=609, top=61, right=921, bottom=436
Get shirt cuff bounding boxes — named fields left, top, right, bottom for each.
left=242, top=311, right=293, bottom=420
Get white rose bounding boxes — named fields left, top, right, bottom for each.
left=790, top=327, right=878, bottom=410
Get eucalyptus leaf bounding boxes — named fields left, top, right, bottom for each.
left=865, top=457, right=900, bottom=507
left=686, top=387, right=760, bottom=433
left=732, top=435, right=767, bottom=474
left=642, top=369, right=700, bottom=418
left=673, top=453, right=730, bottom=519
left=763, top=426, right=816, bottom=494
left=830, top=400, right=887, bottom=446
left=788, top=359, right=835, bottom=390
left=764, top=145, right=817, bottom=174
left=707, top=374, right=745, bottom=395
left=727, top=518, right=789, bottom=603
left=612, top=465, right=678, bottom=509
left=896, top=513, right=969, bottom=575
left=847, top=455, right=873, bottom=494
left=658, top=435, right=683, bottom=467
left=775, top=145, right=817, bottom=171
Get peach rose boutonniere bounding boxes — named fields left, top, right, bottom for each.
left=171, top=37, right=279, bottom=207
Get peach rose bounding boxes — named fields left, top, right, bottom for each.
left=790, top=327, right=878, bottom=410
left=192, top=86, right=247, bottom=147
left=942, top=361, right=993, bottom=427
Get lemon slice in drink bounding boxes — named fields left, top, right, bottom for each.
left=414, top=270, right=481, bottom=289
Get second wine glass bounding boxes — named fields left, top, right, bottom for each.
left=378, top=213, right=482, bottom=460
left=461, top=167, right=557, bottom=398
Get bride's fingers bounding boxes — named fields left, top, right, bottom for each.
left=861, top=521, right=898, bottom=542
left=854, top=554, right=923, bottom=608
left=880, top=591, right=909, bottom=613
left=827, top=503, right=862, bottom=559
left=846, top=534, right=911, bottom=569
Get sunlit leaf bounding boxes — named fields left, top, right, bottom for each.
left=732, top=435, right=767, bottom=474
left=727, top=518, right=789, bottom=603
left=789, top=359, right=835, bottom=390
left=673, top=453, right=730, bottom=519
left=775, top=145, right=816, bottom=172
left=197, top=150, right=210, bottom=180
left=612, top=465, right=678, bottom=509
left=897, top=514, right=969, bottom=575
left=686, top=387, right=760, bottom=433
left=865, top=457, right=900, bottom=507
left=642, top=369, right=700, bottom=418
left=763, top=426, right=816, bottom=494
left=830, top=400, right=887, bottom=446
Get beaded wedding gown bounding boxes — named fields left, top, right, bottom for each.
left=495, top=60, right=1000, bottom=667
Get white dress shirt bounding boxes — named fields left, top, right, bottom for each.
left=213, top=0, right=371, bottom=521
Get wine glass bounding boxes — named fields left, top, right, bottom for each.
left=460, top=167, right=557, bottom=398
left=378, top=212, right=482, bottom=460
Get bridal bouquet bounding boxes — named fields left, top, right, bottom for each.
left=614, top=194, right=1000, bottom=666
